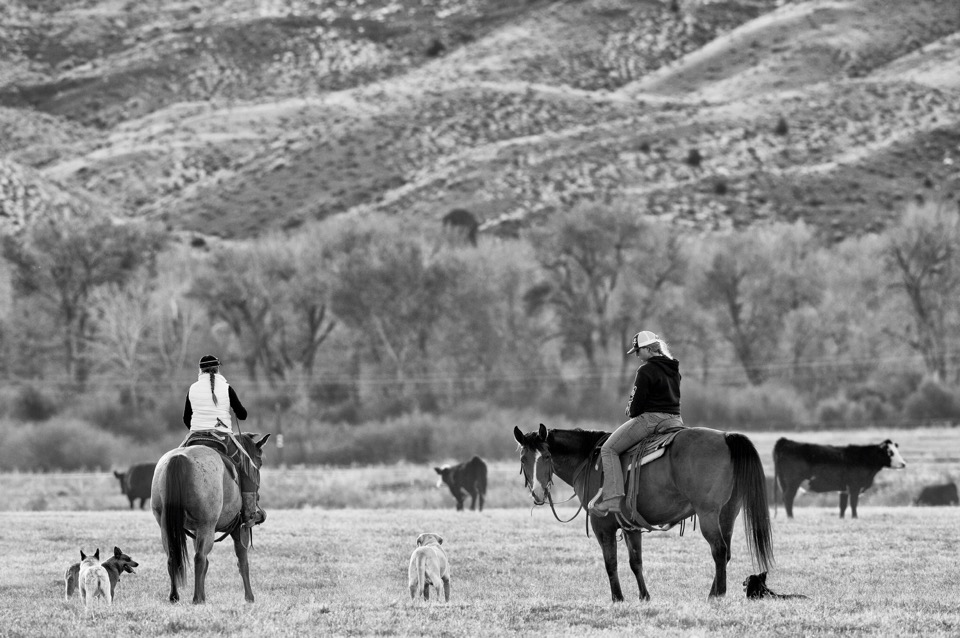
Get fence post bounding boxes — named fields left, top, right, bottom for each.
left=274, top=402, right=285, bottom=469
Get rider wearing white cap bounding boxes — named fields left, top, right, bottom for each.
left=589, top=331, right=683, bottom=517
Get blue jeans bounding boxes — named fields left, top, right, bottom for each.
left=598, top=412, right=683, bottom=501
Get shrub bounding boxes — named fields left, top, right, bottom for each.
left=774, top=116, right=789, bottom=136
left=901, top=379, right=960, bottom=424
left=682, top=381, right=810, bottom=430
left=0, top=418, right=143, bottom=471
left=10, top=385, right=57, bottom=422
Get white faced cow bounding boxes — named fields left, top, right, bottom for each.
left=773, top=438, right=906, bottom=518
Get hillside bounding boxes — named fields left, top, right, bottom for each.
left=1, top=0, right=959, bottom=241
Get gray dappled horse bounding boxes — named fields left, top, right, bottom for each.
left=514, top=424, right=773, bottom=601
left=151, top=433, right=270, bottom=603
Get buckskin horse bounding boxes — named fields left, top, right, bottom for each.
left=514, top=424, right=773, bottom=601
left=151, top=432, right=270, bottom=603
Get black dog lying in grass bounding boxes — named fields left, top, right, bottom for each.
left=743, top=572, right=809, bottom=600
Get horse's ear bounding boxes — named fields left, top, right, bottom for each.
left=538, top=423, right=547, bottom=440
left=80, top=549, right=86, bottom=560
left=93, top=548, right=100, bottom=560
left=513, top=426, right=525, bottom=446
left=255, top=433, right=271, bottom=449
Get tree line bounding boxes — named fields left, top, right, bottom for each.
left=2, top=196, right=960, bottom=441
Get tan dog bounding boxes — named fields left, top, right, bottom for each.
left=65, top=546, right=138, bottom=602
left=77, top=549, right=112, bottom=610
left=407, top=532, right=451, bottom=602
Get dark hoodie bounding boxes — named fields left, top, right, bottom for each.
left=626, top=355, right=681, bottom=418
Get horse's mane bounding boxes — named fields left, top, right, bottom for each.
left=546, top=428, right=608, bottom=456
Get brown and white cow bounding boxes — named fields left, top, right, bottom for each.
left=773, top=438, right=906, bottom=518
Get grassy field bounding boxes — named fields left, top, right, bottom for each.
left=3, top=507, right=959, bottom=637
left=1, top=427, right=958, bottom=635
left=3, top=426, right=957, bottom=512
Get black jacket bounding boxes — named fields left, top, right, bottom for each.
left=626, top=355, right=681, bottom=418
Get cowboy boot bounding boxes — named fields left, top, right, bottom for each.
left=241, top=492, right=266, bottom=527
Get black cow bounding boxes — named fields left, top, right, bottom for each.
left=434, top=456, right=487, bottom=511
left=773, top=438, right=906, bottom=518
left=914, top=482, right=958, bottom=506
left=113, top=462, right=156, bottom=509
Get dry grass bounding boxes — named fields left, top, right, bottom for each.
left=3, top=506, right=959, bottom=637
left=2, top=426, right=958, bottom=513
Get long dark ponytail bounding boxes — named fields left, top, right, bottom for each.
left=198, top=355, right=221, bottom=406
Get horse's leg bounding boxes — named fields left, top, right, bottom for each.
left=621, top=529, right=649, bottom=601
left=232, top=529, right=256, bottom=603
left=192, top=528, right=214, bottom=604
left=839, top=491, right=849, bottom=518
left=699, top=509, right=728, bottom=598
left=591, top=517, right=624, bottom=602
left=161, top=528, right=180, bottom=603
left=719, top=500, right=740, bottom=564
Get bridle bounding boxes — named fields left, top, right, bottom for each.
left=520, top=447, right=583, bottom=524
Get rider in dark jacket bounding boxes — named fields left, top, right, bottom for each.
left=589, top=331, right=683, bottom=517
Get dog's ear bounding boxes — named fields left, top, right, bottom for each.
left=114, top=547, right=122, bottom=557
left=80, top=549, right=87, bottom=560
left=416, top=535, right=424, bottom=546
left=759, top=572, right=767, bottom=584
left=93, top=548, right=100, bottom=560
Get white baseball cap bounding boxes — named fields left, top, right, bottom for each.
left=627, top=331, right=659, bottom=354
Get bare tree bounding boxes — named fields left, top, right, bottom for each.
left=884, top=202, right=960, bottom=381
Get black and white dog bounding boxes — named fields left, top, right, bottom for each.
left=743, top=572, right=809, bottom=600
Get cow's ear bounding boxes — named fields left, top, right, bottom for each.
left=434, top=467, right=442, bottom=474
left=255, top=433, right=271, bottom=449
left=113, top=471, right=123, bottom=479
left=513, top=426, right=525, bottom=446
left=538, top=423, right=548, bottom=440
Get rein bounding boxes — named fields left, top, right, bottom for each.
left=539, top=454, right=593, bottom=525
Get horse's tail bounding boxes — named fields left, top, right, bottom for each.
left=162, top=455, right=189, bottom=586
left=725, top=433, right=774, bottom=573
left=772, top=448, right=780, bottom=518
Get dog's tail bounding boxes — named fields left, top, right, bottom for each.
left=162, top=454, right=189, bottom=587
